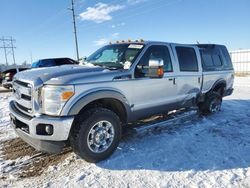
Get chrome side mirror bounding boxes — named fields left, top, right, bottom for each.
left=148, top=58, right=164, bottom=78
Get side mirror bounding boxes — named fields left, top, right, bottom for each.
left=148, top=58, right=164, bottom=78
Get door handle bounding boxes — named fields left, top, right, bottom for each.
left=198, top=77, right=201, bottom=83
left=168, top=78, right=176, bottom=85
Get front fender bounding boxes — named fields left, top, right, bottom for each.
left=62, top=89, right=132, bottom=119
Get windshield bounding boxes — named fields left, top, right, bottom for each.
left=86, top=44, right=144, bottom=70
left=31, top=59, right=55, bottom=68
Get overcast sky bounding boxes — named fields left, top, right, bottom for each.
left=0, top=0, right=250, bottom=64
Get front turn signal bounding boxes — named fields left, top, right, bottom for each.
left=61, top=91, right=74, bottom=101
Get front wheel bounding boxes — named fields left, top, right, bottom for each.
left=70, top=107, right=121, bottom=163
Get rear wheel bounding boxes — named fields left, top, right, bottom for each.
left=70, top=107, right=121, bottom=162
left=199, top=92, right=222, bottom=115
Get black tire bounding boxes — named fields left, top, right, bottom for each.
left=69, top=107, right=122, bottom=163
left=199, top=92, right=222, bottom=115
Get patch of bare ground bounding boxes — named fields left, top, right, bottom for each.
left=1, top=138, right=73, bottom=178
left=19, top=148, right=72, bottom=178
left=1, top=138, right=39, bottom=160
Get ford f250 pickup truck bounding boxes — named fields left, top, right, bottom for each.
left=9, top=41, right=234, bottom=162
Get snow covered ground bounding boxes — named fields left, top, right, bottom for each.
left=0, top=77, right=250, bottom=188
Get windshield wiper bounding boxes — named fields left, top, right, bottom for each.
left=92, top=63, right=122, bottom=70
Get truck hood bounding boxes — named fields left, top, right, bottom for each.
left=14, top=64, right=119, bottom=86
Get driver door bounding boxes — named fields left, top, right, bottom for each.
left=130, top=44, right=179, bottom=118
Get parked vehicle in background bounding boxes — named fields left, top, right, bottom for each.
left=31, top=58, right=78, bottom=68
left=2, top=68, right=28, bottom=89
left=0, top=73, right=3, bottom=85
left=9, top=40, right=234, bottom=162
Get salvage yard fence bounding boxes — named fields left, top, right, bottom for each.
left=230, top=49, right=250, bottom=75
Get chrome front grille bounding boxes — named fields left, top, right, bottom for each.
left=12, top=80, right=33, bottom=116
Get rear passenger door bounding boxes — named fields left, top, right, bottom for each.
left=171, top=44, right=202, bottom=105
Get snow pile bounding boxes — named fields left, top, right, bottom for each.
left=0, top=93, right=16, bottom=142
left=0, top=76, right=250, bottom=187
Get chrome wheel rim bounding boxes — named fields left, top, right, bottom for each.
left=209, top=99, right=221, bottom=113
left=87, top=120, right=115, bottom=153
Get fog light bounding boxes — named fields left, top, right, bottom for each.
left=45, top=125, right=53, bottom=135
left=36, top=124, right=54, bottom=135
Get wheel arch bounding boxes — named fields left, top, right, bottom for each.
left=209, top=79, right=227, bottom=96
left=66, top=90, right=132, bottom=124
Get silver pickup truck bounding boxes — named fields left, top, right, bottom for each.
left=9, top=41, right=234, bottom=162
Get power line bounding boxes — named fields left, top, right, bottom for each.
left=0, top=36, right=16, bottom=65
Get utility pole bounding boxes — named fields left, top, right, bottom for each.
left=30, top=51, right=33, bottom=64
left=69, top=0, right=80, bottom=61
left=10, top=37, right=16, bottom=64
left=2, top=37, right=8, bottom=65
left=0, top=36, right=16, bottom=65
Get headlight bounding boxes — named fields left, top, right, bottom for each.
left=41, top=85, right=74, bottom=115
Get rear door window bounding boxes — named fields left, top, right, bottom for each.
left=176, top=47, right=198, bottom=72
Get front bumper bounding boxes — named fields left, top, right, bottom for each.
left=14, top=128, right=65, bottom=153
left=9, top=100, right=74, bottom=153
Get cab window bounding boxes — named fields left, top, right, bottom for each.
left=135, top=45, right=173, bottom=78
